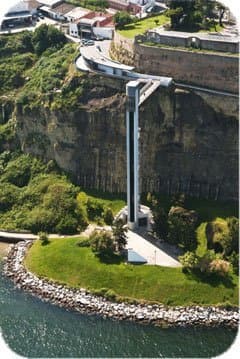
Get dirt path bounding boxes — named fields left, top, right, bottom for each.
left=0, top=242, right=11, bottom=258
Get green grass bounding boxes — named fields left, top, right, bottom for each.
left=196, top=222, right=207, bottom=256
left=118, top=14, right=169, bottom=39
left=25, top=238, right=239, bottom=306
left=199, top=23, right=223, bottom=33
left=83, top=189, right=126, bottom=215
left=142, top=41, right=238, bottom=56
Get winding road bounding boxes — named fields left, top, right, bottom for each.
left=76, top=40, right=238, bottom=98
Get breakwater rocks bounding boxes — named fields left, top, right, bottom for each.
left=3, top=241, right=239, bottom=329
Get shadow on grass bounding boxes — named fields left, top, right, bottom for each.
left=184, top=269, right=236, bottom=289
left=41, top=240, right=50, bottom=246
left=98, top=252, right=124, bottom=265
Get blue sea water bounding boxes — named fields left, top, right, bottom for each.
left=0, top=260, right=237, bottom=358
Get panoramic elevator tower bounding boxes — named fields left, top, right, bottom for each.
left=126, top=78, right=172, bottom=229
left=126, top=81, right=140, bottom=230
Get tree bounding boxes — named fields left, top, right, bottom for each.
left=103, top=207, right=114, bottom=225
left=166, top=5, right=184, bottom=29
left=221, top=217, right=239, bottom=256
left=195, top=0, right=216, bottom=29
left=171, top=192, right=185, bottom=207
left=167, top=211, right=198, bottom=251
left=152, top=207, right=168, bottom=239
left=112, top=218, right=128, bottom=252
left=114, top=11, right=133, bottom=29
left=215, top=2, right=226, bottom=27
left=32, top=25, right=66, bottom=56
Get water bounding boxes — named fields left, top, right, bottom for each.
left=0, top=258, right=237, bottom=358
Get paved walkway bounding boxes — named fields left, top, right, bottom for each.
left=126, top=230, right=181, bottom=267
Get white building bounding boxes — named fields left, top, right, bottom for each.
left=0, top=0, right=39, bottom=30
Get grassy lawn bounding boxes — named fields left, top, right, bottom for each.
left=83, top=189, right=126, bottom=215
left=118, top=14, right=169, bottom=39
left=25, top=238, right=239, bottom=306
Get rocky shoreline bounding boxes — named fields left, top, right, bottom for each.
left=3, top=241, right=239, bottom=329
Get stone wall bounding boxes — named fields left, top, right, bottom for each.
left=134, top=42, right=238, bottom=93
left=15, top=74, right=238, bottom=201
left=111, top=32, right=238, bottom=93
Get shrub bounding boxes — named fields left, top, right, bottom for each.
left=167, top=214, right=197, bottom=251
left=0, top=183, right=20, bottom=212
left=179, top=251, right=198, bottom=270
left=208, top=259, right=231, bottom=277
left=206, top=216, right=239, bottom=256
left=90, top=229, right=115, bottom=256
left=24, top=207, right=56, bottom=233
left=76, top=237, right=90, bottom=247
left=103, top=207, right=114, bottom=225
left=197, top=250, right=216, bottom=273
left=38, top=231, right=49, bottom=245
left=206, top=218, right=228, bottom=253
left=114, top=11, right=133, bottom=29
left=112, top=218, right=128, bottom=252
left=152, top=207, right=168, bottom=239
left=86, top=198, right=104, bottom=221
left=105, top=289, right=117, bottom=300
left=55, top=215, right=79, bottom=234
left=227, top=251, right=239, bottom=275
left=1, top=154, right=44, bottom=187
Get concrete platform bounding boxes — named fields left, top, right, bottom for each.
left=126, top=230, right=181, bottom=267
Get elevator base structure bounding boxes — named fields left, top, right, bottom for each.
left=118, top=205, right=152, bottom=231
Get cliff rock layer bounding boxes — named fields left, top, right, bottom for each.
left=16, top=75, right=238, bottom=201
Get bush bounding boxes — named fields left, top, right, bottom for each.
left=1, top=154, right=45, bottom=187
left=227, top=251, right=239, bottom=275
left=112, top=218, right=128, bottom=252
left=197, top=250, right=216, bottom=273
left=90, top=229, right=115, bottom=256
left=206, top=216, right=239, bottom=256
left=55, top=215, right=79, bottom=234
left=167, top=214, right=197, bottom=251
left=179, top=251, right=198, bottom=271
left=76, top=237, right=90, bottom=247
left=24, top=207, right=56, bottom=233
left=152, top=207, right=168, bottom=239
left=86, top=198, right=104, bottom=221
left=208, top=259, right=231, bottom=277
left=103, top=207, right=114, bottom=225
left=38, top=231, right=49, bottom=245
left=105, top=289, right=117, bottom=300
left=0, top=183, right=20, bottom=212
left=114, top=11, right=133, bottom=29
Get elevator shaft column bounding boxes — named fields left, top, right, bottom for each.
left=126, top=81, right=141, bottom=230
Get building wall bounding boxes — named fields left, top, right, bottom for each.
left=146, top=32, right=239, bottom=53
left=93, top=27, right=113, bottom=39
left=69, top=23, right=78, bottom=37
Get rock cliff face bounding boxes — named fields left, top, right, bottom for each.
left=15, top=74, right=238, bottom=201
